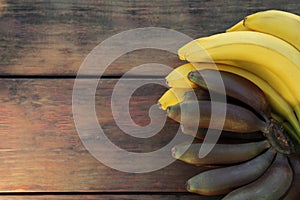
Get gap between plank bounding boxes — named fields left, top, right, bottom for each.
left=0, top=191, right=194, bottom=196
left=0, top=75, right=166, bottom=79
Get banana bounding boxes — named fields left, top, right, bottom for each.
left=283, top=156, right=300, bottom=199
left=157, top=86, right=213, bottom=110
left=188, top=69, right=270, bottom=120
left=166, top=63, right=217, bottom=88
left=177, top=31, right=300, bottom=123
left=167, top=101, right=268, bottom=133
left=158, top=87, right=192, bottom=110
left=172, top=140, right=270, bottom=166
left=242, top=10, right=300, bottom=51
left=182, top=88, right=210, bottom=102
left=165, top=63, right=198, bottom=88
left=212, top=63, right=300, bottom=140
left=183, top=88, right=227, bottom=103
left=180, top=124, right=264, bottom=141
left=166, top=62, right=300, bottom=142
left=226, top=20, right=251, bottom=32
left=223, top=153, right=293, bottom=200
left=168, top=100, right=295, bottom=153
left=187, top=148, right=275, bottom=195
left=222, top=60, right=300, bottom=122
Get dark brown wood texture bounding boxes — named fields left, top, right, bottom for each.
left=0, top=79, right=217, bottom=199
left=1, top=0, right=299, bottom=76
left=0, top=194, right=222, bottom=200
left=0, top=0, right=299, bottom=199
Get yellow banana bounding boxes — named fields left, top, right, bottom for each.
left=166, top=63, right=219, bottom=88
left=216, top=66, right=300, bottom=141
left=226, top=20, right=251, bottom=32
left=165, top=63, right=198, bottom=88
left=178, top=31, right=300, bottom=122
left=158, top=87, right=192, bottom=110
left=222, top=60, right=300, bottom=123
left=242, top=10, right=300, bottom=51
left=166, top=62, right=300, bottom=141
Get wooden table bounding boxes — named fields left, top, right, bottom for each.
left=0, top=1, right=299, bottom=199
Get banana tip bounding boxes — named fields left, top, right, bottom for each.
left=157, top=103, right=164, bottom=110
left=186, top=180, right=197, bottom=193
left=187, top=71, right=194, bottom=79
left=243, top=17, right=247, bottom=26
left=178, top=54, right=186, bottom=60
left=186, top=181, right=191, bottom=192
left=180, top=124, right=185, bottom=132
left=166, top=106, right=171, bottom=114
left=165, top=79, right=169, bottom=86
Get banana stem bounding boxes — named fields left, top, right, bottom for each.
left=265, top=118, right=296, bottom=154
left=271, top=113, right=300, bottom=145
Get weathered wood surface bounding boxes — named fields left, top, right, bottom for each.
left=0, top=79, right=212, bottom=194
left=1, top=0, right=299, bottom=199
left=0, top=194, right=222, bottom=200
left=0, top=0, right=299, bottom=76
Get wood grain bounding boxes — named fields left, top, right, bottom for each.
left=0, top=1, right=298, bottom=199
left=0, top=78, right=208, bottom=192
left=0, top=194, right=222, bottom=200
left=0, top=0, right=299, bottom=76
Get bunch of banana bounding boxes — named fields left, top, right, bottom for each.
left=157, top=9, right=300, bottom=199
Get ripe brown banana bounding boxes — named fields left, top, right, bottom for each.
left=183, top=87, right=228, bottom=102
left=180, top=124, right=264, bottom=141
left=167, top=100, right=268, bottom=133
left=172, top=140, right=270, bottom=166
left=187, top=148, right=276, bottom=195
left=223, top=153, right=293, bottom=200
left=188, top=69, right=270, bottom=120
left=182, top=88, right=210, bottom=101
left=283, top=156, right=300, bottom=199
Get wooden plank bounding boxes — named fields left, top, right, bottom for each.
left=0, top=0, right=299, bottom=76
left=0, top=78, right=209, bottom=192
left=0, top=194, right=222, bottom=200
